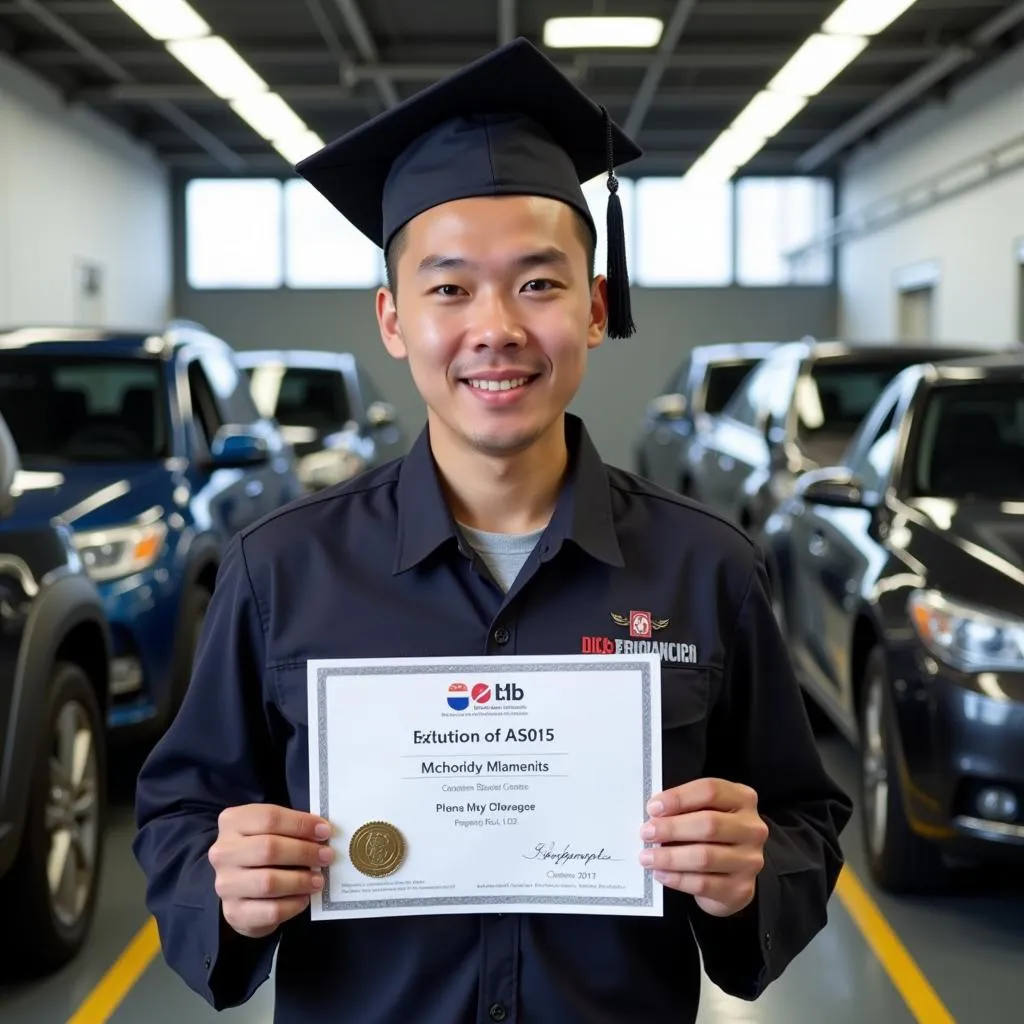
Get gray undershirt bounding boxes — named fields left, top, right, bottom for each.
left=457, top=522, right=544, bottom=592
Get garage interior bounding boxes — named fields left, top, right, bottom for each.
left=1, top=1, right=1023, bottom=1022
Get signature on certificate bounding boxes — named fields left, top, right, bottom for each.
left=523, top=842, right=618, bottom=867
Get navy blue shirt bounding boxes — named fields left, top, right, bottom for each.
left=134, top=414, right=851, bottom=1023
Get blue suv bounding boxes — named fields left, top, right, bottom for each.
left=0, top=322, right=302, bottom=737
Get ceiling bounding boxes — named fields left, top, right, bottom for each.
left=1, top=0, right=1023, bottom=179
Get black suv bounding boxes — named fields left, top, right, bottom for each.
left=0, top=410, right=110, bottom=972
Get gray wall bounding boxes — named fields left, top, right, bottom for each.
left=837, top=38, right=1024, bottom=348
left=177, top=284, right=835, bottom=470
left=0, top=53, right=172, bottom=328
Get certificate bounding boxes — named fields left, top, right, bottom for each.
left=307, top=654, right=662, bottom=920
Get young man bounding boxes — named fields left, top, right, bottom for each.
left=134, top=38, right=851, bottom=1024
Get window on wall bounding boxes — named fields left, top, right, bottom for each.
left=186, top=179, right=283, bottom=289
left=634, top=177, right=733, bottom=286
left=184, top=174, right=835, bottom=290
left=283, top=179, right=384, bottom=288
left=736, top=177, right=833, bottom=286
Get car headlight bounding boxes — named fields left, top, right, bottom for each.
left=908, top=589, right=1024, bottom=672
left=72, top=521, right=168, bottom=582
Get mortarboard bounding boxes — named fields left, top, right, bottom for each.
left=295, top=37, right=643, bottom=338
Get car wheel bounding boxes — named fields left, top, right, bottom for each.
left=859, top=646, right=945, bottom=894
left=0, top=661, right=106, bottom=973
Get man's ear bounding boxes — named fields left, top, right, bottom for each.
left=376, top=286, right=407, bottom=360
left=587, top=275, right=609, bottom=350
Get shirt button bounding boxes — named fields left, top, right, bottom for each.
left=204, top=955, right=212, bottom=970
left=765, top=932, right=772, bottom=950
left=489, top=1004, right=508, bottom=1022
left=493, top=626, right=510, bottom=645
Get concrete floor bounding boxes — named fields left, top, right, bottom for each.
left=1, top=736, right=1022, bottom=1023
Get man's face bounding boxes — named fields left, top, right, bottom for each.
left=376, top=195, right=607, bottom=458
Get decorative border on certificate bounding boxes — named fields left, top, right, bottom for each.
left=314, top=660, right=656, bottom=913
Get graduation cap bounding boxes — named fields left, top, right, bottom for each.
left=295, top=37, right=643, bottom=339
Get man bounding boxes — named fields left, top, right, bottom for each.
left=134, top=38, right=851, bottom=1024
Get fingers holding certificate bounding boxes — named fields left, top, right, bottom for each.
left=307, top=654, right=663, bottom=919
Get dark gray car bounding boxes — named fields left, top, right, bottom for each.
left=686, top=339, right=998, bottom=536
left=633, top=342, right=777, bottom=494
left=238, top=350, right=408, bottom=492
left=0, top=410, right=111, bottom=973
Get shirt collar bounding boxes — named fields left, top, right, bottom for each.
left=392, top=413, right=624, bottom=574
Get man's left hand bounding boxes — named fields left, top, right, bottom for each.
left=639, top=778, right=769, bottom=918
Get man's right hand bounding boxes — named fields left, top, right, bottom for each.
left=209, top=804, right=335, bottom=939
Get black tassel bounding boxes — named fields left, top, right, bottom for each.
left=601, top=106, right=636, bottom=339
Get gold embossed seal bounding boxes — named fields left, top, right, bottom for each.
left=349, top=821, right=405, bottom=877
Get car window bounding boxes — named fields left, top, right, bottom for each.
left=797, top=361, right=918, bottom=443
left=0, top=354, right=169, bottom=462
left=701, top=361, right=757, bottom=414
left=911, top=382, right=1024, bottom=498
left=723, top=366, right=763, bottom=426
left=274, top=369, right=353, bottom=431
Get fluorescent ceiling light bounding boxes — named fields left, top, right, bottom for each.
left=274, top=131, right=326, bottom=166
left=703, top=129, right=767, bottom=170
left=730, top=90, right=809, bottom=140
left=768, top=32, right=869, bottom=97
left=824, top=0, right=919, bottom=37
left=231, top=93, right=308, bottom=142
left=167, top=36, right=268, bottom=99
left=110, top=0, right=209, bottom=41
left=684, top=152, right=739, bottom=186
left=543, top=17, right=664, bottom=49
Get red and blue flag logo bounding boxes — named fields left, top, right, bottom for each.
left=447, top=682, right=469, bottom=711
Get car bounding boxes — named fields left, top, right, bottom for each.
left=237, top=349, right=408, bottom=492
left=762, top=352, right=1024, bottom=893
left=0, top=322, right=303, bottom=739
left=633, top=341, right=777, bottom=493
left=0, top=409, right=111, bottom=973
left=686, top=339, right=997, bottom=536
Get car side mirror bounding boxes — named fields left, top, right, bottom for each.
left=648, top=393, right=687, bottom=421
left=796, top=467, right=866, bottom=508
left=209, top=426, right=269, bottom=468
left=366, top=400, right=396, bottom=428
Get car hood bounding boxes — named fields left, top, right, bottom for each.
left=5, top=462, right=175, bottom=532
left=907, top=498, right=1024, bottom=573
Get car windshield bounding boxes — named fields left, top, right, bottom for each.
left=911, top=381, right=1024, bottom=499
left=797, top=360, right=925, bottom=440
left=0, top=354, right=169, bottom=462
left=246, top=365, right=352, bottom=432
left=703, top=361, right=757, bottom=414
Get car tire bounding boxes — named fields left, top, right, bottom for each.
left=859, top=645, right=946, bottom=894
left=0, top=661, right=107, bottom=974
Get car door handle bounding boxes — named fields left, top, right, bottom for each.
left=245, top=480, right=264, bottom=498
left=808, top=531, right=827, bottom=557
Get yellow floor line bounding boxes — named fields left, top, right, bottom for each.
left=64, top=866, right=955, bottom=1024
left=836, top=866, right=957, bottom=1024
left=65, top=917, right=160, bottom=1024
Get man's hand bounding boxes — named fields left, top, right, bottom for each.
left=638, top=778, right=769, bottom=918
left=209, top=804, right=335, bottom=939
